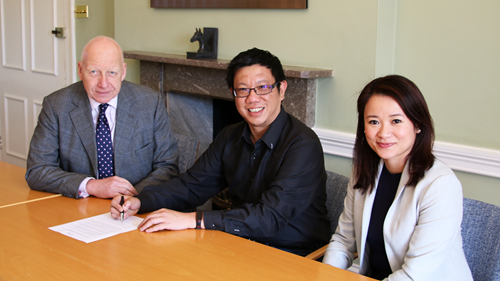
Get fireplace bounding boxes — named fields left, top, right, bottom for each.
left=167, top=90, right=242, bottom=154
left=124, top=51, right=334, bottom=155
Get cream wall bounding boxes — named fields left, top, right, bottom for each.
left=106, top=0, right=499, bottom=205
left=75, top=0, right=115, bottom=76
left=393, top=1, right=500, bottom=149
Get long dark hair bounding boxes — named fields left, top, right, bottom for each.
left=353, top=75, right=435, bottom=193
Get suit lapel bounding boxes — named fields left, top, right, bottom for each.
left=113, top=82, right=138, bottom=176
left=69, top=85, right=98, bottom=176
left=393, top=164, right=410, bottom=203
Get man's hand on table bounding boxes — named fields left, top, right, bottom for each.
left=87, top=176, right=138, bottom=198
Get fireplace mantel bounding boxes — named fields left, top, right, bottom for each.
left=124, top=51, right=334, bottom=127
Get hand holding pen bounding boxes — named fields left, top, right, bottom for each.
left=110, top=195, right=142, bottom=221
left=120, top=195, right=125, bottom=223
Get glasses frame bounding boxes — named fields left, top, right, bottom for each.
left=233, top=82, right=280, bottom=98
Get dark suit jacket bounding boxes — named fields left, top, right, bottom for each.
left=26, top=80, right=179, bottom=198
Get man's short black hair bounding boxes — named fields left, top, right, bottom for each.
left=226, top=48, right=286, bottom=91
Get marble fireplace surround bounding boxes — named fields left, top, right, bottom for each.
left=124, top=51, right=334, bottom=152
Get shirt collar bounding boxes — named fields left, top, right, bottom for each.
left=241, top=106, right=287, bottom=150
left=89, top=95, right=118, bottom=112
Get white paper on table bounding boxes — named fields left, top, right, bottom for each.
left=49, top=213, right=144, bottom=243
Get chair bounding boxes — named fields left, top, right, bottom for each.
left=174, top=133, right=199, bottom=174
left=461, top=198, right=500, bottom=281
left=305, top=170, right=349, bottom=260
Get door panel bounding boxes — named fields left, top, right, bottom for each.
left=31, top=0, right=57, bottom=74
left=3, top=94, right=28, bottom=160
left=0, top=0, right=74, bottom=167
left=1, top=0, right=25, bottom=69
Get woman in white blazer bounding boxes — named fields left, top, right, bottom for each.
left=323, top=75, right=472, bottom=281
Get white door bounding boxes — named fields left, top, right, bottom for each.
left=0, top=0, right=75, bottom=168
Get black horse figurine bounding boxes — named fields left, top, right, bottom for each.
left=187, top=27, right=218, bottom=59
left=190, top=28, right=206, bottom=53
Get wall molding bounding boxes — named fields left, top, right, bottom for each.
left=314, top=128, right=500, bottom=179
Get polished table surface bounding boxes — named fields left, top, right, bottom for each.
left=0, top=161, right=372, bottom=280
left=0, top=195, right=374, bottom=280
left=0, top=161, right=60, bottom=208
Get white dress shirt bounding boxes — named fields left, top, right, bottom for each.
left=78, top=96, right=118, bottom=198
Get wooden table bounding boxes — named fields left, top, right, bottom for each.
left=0, top=196, right=373, bottom=280
left=0, top=161, right=60, bottom=208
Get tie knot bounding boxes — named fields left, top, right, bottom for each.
left=99, top=103, right=109, bottom=113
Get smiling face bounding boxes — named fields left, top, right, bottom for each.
left=233, top=64, right=286, bottom=141
left=78, top=37, right=127, bottom=104
left=364, top=94, right=420, bottom=173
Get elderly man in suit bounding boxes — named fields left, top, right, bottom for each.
left=26, top=36, right=178, bottom=199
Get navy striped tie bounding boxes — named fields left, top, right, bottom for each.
left=96, top=103, right=114, bottom=179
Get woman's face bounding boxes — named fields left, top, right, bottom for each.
left=364, top=94, right=420, bottom=173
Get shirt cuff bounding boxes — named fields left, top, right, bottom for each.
left=201, top=210, right=223, bottom=231
left=78, top=177, right=94, bottom=198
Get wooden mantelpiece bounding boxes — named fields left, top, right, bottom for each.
left=124, top=51, right=334, bottom=127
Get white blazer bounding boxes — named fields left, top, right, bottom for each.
left=323, top=159, right=473, bottom=281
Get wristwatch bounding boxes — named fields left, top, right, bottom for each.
left=195, top=210, right=203, bottom=229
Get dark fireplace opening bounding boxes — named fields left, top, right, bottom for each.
left=167, top=91, right=242, bottom=157
left=213, top=99, right=244, bottom=140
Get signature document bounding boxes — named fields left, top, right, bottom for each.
left=49, top=213, right=144, bottom=243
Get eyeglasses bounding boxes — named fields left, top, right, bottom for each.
left=233, top=82, right=280, bottom=98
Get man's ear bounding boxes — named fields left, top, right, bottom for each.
left=77, top=61, right=83, bottom=80
left=121, top=63, right=127, bottom=81
left=279, top=80, right=288, bottom=101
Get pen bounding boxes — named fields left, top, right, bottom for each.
left=120, top=195, right=124, bottom=223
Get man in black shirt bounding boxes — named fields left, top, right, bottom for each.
left=111, top=48, right=330, bottom=256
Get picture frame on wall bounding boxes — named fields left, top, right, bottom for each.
left=150, top=0, right=308, bottom=9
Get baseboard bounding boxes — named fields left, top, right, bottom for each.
left=314, top=128, right=500, bottom=179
